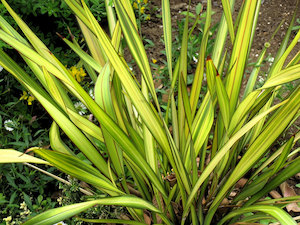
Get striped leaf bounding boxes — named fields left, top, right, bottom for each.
left=0, top=149, right=49, bottom=165
left=215, top=73, right=230, bottom=130
left=162, top=0, right=172, bottom=79
left=113, top=0, right=158, bottom=107
left=23, top=196, right=162, bottom=225
left=49, top=122, right=73, bottom=155
left=32, top=148, right=121, bottom=195
left=190, top=0, right=211, bottom=116
left=182, top=100, right=286, bottom=220
left=225, top=0, right=258, bottom=115
left=245, top=156, right=300, bottom=207
left=218, top=205, right=297, bottom=225
left=261, top=64, right=300, bottom=89
left=95, top=63, right=125, bottom=177
left=221, top=0, right=235, bottom=43
left=0, top=49, right=110, bottom=176
left=207, top=87, right=300, bottom=219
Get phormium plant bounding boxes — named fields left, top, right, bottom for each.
left=0, top=0, right=300, bottom=224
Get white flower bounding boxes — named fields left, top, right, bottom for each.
left=89, top=88, right=94, bottom=99
left=268, top=57, right=274, bottom=63
left=258, top=75, right=264, bottom=83
left=0, top=65, right=3, bottom=72
left=193, top=56, right=198, bottom=63
left=74, top=101, right=87, bottom=115
left=53, top=222, right=67, bottom=225
left=4, top=119, right=16, bottom=131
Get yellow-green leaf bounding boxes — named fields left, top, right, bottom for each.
left=0, top=149, right=50, bottom=165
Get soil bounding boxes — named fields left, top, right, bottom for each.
left=142, top=0, right=300, bottom=67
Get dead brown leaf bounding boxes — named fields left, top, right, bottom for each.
left=152, top=194, right=164, bottom=223
left=229, top=190, right=238, bottom=198
left=232, top=223, right=266, bottom=225
left=163, top=172, right=177, bottom=187
left=143, top=211, right=152, bottom=225
left=221, top=198, right=230, bottom=205
left=269, top=190, right=282, bottom=199
left=236, top=178, right=248, bottom=189
left=162, top=93, right=169, bottom=103
left=279, top=182, right=300, bottom=212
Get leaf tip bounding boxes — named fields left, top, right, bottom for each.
left=67, top=26, right=75, bottom=40
left=56, top=32, right=65, bottom=40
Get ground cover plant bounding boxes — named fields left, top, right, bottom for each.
left=0, top=0, right=300, bottom=224
left=0, top=1, right=108, bottom=223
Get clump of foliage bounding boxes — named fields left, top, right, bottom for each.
left=0, top=0, right=300, bottom=225
left=0, top=163, right=57, bottom=225
left=0, top=67, right=55, bottom=225
left=0, top=1, right=104, bottom=222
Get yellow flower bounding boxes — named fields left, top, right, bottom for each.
left=20, top=201, right=27, bottom=210
left=137, top=0, right=141, bottom=3
left=57, top=196, right=63, bottom=205
left=152, top=58, right=157, bottom=64
left=3, top=216, right=13, bottom=225
left=20, top=91, right=35, bottom=105
left=27, top=96, right=35, bottom=105
left=20, top=209, right=31, bottom=218
left=140, top=6, right=145, bottom=14
left=133, top=2, right=138, bottom=9
left=143, top=0, right=148, bottom=3
left=19, top=91, right=28, bottom=101
left=3, top=216, right=12, bottom=222
left=80, top=68, right=87, bottom=81
left=69, top=66, right=86, bottom=83
left=145, top=14, right=151, bottom=20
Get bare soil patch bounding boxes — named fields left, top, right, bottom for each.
left=143, top=0, right=300, bottom=64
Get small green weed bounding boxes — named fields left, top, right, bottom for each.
left=0, top=164, right=57, bottom=225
